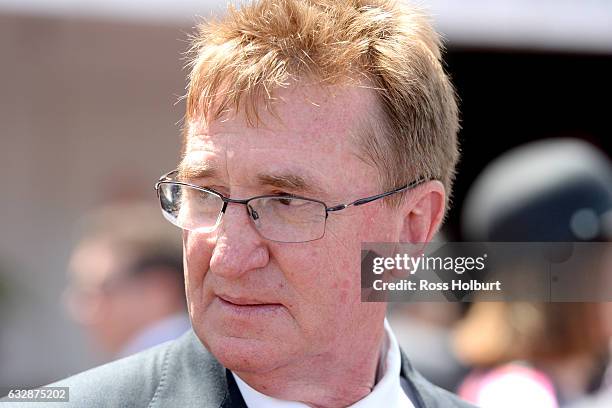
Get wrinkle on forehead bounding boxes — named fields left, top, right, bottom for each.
left=187, top=82, right=377, bottom=142
left=181, top=83, right=382, bottom=198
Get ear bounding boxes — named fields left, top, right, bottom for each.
left=398, top=180, right=446, bottom=244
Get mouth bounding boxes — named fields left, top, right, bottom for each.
left=215, top=294, right=285, bottom=317
left=218, top=294, right=279, bottom=306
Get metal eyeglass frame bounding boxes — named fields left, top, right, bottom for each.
left=154, top=170, right=427, bottom=241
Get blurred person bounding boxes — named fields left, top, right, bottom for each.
left=568, top=388, right=612, bottom=408
left=11, top=1, right=477, bottom=407
left=64, top=202, right=189, bottom=359
left=565, top=247, right=612, bottom=408
left=455, top=138, right=612, bottom=407
left=456, top=302, right=608, bottom=407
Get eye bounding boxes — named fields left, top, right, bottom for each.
left=269, top=190, right=295, bottom=202
left=278, top=197, right=293, bottom=206
left=276, top=197, right=313, bottom=208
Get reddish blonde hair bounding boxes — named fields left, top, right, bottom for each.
left=184, top=0, right=459, bottom=208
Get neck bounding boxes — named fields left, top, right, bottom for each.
left=235, top=322, right=386, bottom=408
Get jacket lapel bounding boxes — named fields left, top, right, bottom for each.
left=399, top=349, right=428, bottom=408
left=162, top=330, right=452, bottom=408
left=222, top=369, right=249, bottom=408
left=152, top=330, right=247, bottom=408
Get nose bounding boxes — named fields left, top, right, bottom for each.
left=208, top=202, right=269, bottom=280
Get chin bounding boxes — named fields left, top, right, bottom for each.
left=200, top=330, right=293, bottom=374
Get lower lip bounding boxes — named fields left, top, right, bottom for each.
left=215, top=296, right=285, bottom=318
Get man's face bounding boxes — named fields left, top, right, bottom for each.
left=182, top=84, right=401, bottom=373
left=66, top=241, right=141, bottom=355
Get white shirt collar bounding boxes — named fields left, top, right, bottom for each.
left=232, top=319, right=415, bottom=408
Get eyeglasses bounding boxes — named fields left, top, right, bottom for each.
left=154, top=170, right=425, bottom=243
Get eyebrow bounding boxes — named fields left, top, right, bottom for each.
left=177, top=162, right=220, bottom=181
left=256, top=172, right=325, bottom=197
left=178, top=162, right=326, bottom=198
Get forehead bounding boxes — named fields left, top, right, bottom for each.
left=182, top=83, right=379, bottom=191
left=186, top=83, right=376, bottom=148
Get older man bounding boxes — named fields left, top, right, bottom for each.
left=13, top=1, right=472, bottom=407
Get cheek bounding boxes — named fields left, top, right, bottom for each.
left=321, top=211, right=398, bottom=296
left=183, top=231, right=214, bottom=298
left=362, top=208, right=400, bottom=240
left=277, top=240, right=358, bottom=323
left=265, top=245, right=330, bottom=338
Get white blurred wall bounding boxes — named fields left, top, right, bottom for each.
left=0, top=0, right=610, bottom=52
left=0, top=13, right=190, bottom=387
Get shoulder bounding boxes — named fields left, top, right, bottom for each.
left=2, top=330, right=229, bottom=408
left=409, top=374, right=477, bottom=408
left=0, top=340, right=172, bottom=408
left=400, top=350, right=477, bottom=408
left=48, top=338, right=175, bottom=407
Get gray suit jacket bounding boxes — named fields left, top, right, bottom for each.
left=3, top=329, right=474, bottom=407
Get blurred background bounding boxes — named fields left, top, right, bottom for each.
left=0, top=0, right=611, bottom=406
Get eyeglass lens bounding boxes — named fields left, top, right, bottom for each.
left=158, top=183, right=327, bottom=242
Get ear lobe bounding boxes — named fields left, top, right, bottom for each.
left=399, top=180, right=446, bottom=244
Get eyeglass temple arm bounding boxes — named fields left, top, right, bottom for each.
left=325, top=179, right=427, bottom=213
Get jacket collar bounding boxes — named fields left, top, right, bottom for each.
left=159, top=329, right=429, bottom=408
